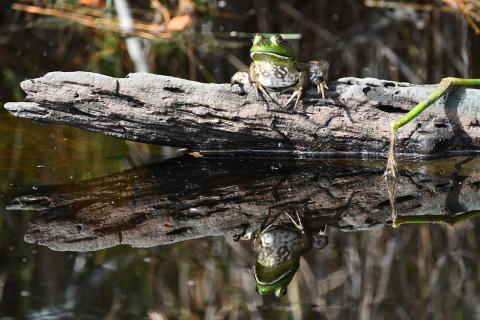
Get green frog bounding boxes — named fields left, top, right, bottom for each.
left=231, top=33, right=328, bottom=108
left=236, top=212, right=328, bottom=297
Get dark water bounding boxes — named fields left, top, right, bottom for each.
left=2, top=1, right=480, bottom=319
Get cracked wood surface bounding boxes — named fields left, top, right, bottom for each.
left=4, top=71, right=480, bottom=155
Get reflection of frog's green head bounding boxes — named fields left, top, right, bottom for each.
left=250, top=33, right=296, bottom=62
left=254, top=258, right=300, bottom=298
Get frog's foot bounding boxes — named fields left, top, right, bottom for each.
left=231, top=71, right=272, bottom=102
left=233, top=222, right=252, bottom=242
left=257, top=212, right=283, bottom=235
left=254, top=82, right=272, bottom=101
left=313, top=226, right=329, bottom=250
left=319, top=225, right=327, bottom=236
left=285, top=211, right=304, bottom=231
left=313, top=79, right=328, bottom=100
left=283, top=89, right=304, bottom=108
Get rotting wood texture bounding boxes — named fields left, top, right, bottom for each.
left=4, top=71, right=480, bottom=155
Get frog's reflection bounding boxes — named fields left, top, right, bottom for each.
left=235, top=212, right=328, bottom=298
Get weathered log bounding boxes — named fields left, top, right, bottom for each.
left=4, top=71, right=480, bottom=155
left=7, top=156, right=479, bottom=252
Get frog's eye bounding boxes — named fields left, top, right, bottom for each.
left=274, top=35, right=283, bottom=44
left=252, top=33, right=264, bottom=43
left=255, top=286, right=266, bottom=295
left=276, top=287, right=287, bottom=297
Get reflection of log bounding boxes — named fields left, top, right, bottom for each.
left=7, top=156, right=480, bottom=251
left=4, top=72, right=480, bottom=154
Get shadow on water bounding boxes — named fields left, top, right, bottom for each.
left=4, top=154, right=480, bottom=318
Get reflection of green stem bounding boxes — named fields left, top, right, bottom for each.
left=392, top=210, right=480, bottom=228
left=392, top=78, right=480, bottom=131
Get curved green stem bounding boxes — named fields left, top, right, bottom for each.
left=392, top=78, right=480, bottom=131
left=392, top=210, right=480, bottom=228
left=386, top=78, right=480, bottom=225
left=386, top=77, right=480, bottom=177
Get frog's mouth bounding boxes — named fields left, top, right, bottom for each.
left=250, top=51, right=291, bottom=60
left=254, top=267, right=293, bottom=285
left=254, top=261, right=298, bottom=286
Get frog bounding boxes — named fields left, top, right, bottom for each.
left=235, top=212, right=328, bottom=297
left=231, top=33, right=328, bottom=108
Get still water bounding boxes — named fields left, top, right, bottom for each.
left=1, top=105, right=480, bottom=319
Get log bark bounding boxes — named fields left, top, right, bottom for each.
left=7, top=156, right=480, bottom=252
left=4, top=71, right=480, bottom=155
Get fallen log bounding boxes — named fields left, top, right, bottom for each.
left=4, top=71, right=480, bottom=155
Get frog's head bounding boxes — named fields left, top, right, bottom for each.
left=249, top=33, right=296, bottom=63
left=253, top=258, right=300, bottom=298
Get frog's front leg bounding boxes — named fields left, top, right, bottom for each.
left=231, top=64, right=271, bottom=102
left=249, top=62, right=272, bottom=101
left=285, top=211, right=313, bottom=255
left=283, top=64, right=309, bottom=108
left=307, top=61, right=328, bottom=100
left=314, top=225, right=329, bottom=250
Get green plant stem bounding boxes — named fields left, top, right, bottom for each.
left=392, top=77, right=480, bottom=131
left=386, top=77, right=480, bottom=177
left=392, top=210, right=480, bottom=228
